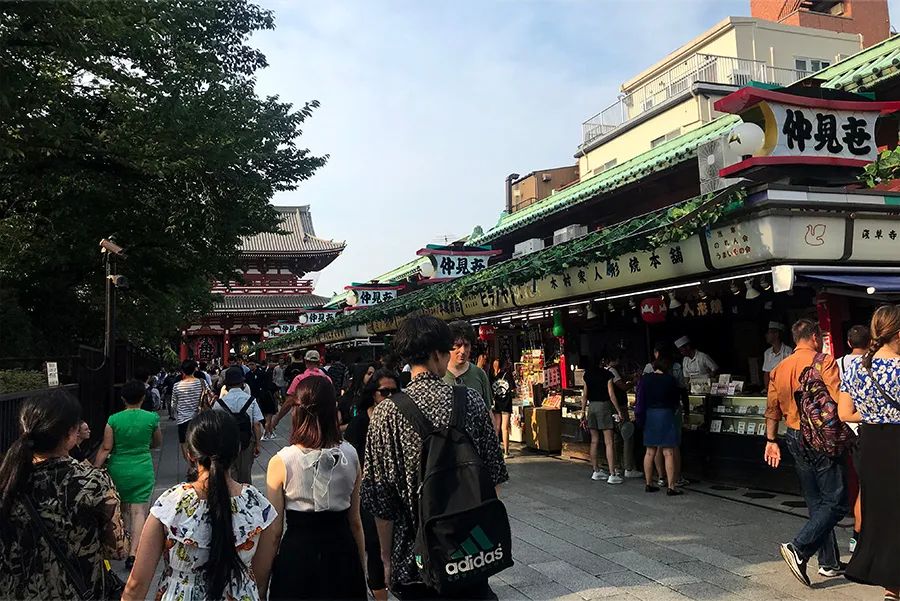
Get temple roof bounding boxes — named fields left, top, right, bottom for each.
left=240, top=206, right=346, bottom=257
left=212, top=293, right=331, bottom=313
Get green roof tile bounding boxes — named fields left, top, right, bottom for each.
left=807, top=34, right=900, bottom=93
left=469, top=115, right=740, bottom=245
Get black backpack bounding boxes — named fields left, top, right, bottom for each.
left=217, top=396, right=257, bottom=450
left=392, top=386, right=513, bottom=592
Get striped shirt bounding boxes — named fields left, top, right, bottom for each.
left=173, top=379, right=206, bottom=425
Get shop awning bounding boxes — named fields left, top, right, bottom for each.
left=803, top=274, right=900, bottom=292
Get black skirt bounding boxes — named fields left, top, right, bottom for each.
left=846, top=423, right=900, bottom=588
left=270, top=509, right=367, bottom=600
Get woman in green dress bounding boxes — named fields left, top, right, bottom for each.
left=95, top=379, right=162, bottom=570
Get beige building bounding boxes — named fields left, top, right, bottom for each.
left=576, top=14, right=882, bottom=178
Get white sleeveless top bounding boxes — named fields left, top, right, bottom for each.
left=277, top=441, right=360, bottom=512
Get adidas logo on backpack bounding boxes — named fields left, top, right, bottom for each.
left=394, top=386, right=513, bottom=593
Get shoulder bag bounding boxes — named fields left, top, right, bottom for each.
left=864, top=365, right=900, bottom=411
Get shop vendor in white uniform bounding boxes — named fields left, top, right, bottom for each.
left=675, top=336, right=719, bottom=379
left=762, top=321, right=792, bottom=389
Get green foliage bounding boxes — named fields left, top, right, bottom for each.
left=0, top=370, right=47, bottom=394
left=860, top=148, right=900, bottom=187
left=263, top=187, right=746, bottom=350
left=0, top=0, right=326, bottom=353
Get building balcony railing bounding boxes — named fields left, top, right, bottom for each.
left=581, top=53, right=810, bottom=148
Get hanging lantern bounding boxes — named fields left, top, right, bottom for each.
left=639, top=297, right=668, bottom=324
left=478, top=325, right=495, bottom=341
left=552, top=309, right=565, bottom=337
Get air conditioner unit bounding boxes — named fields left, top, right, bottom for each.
left=541, top=173, right=552, bottom=182
left=553, top=225, right=587, bottom=246
left=697, top=135, right=742, bottom=194
left=728, top=70, right=752, bottom=86
left=513, top=238, right=545, bottom=258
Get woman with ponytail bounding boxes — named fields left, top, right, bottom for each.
left=255, top=376, right=367, bottom=600
left=0, top=390, right=128, bottom=599
left=123, top=410, right=276, bottom=601
left=839, top=304, right=900, bottom=600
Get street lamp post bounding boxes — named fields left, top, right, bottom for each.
left=100, top=238, right=127, bottom=407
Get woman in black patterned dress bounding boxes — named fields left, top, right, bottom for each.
left=0, top=390, right=129, bottom=599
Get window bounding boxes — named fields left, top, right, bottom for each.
left=795, top=57, right=830, bottom=76
left=593, top=159, right=618, bottom=176
left=650, top=128, right=682, bottom=149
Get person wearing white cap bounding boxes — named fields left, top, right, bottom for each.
left=675, top=336, right=719, bottom=379
left=763, top=322, right=793, bottom=388
left=272, top=349, right=329, bottom=428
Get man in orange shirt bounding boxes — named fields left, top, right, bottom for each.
left=764, top=318, right=848, bottom=587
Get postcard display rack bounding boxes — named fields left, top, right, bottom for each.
left=682, top=375, right=797, bottom=494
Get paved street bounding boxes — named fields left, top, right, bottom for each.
left=138, top=416, right=873, bottom=601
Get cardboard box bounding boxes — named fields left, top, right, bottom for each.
left=523, top=406, right=562, bottom=452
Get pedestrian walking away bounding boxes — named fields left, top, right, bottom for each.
left=122, top=410, right=277, bottom=601
left=255, top=376, right=367, bottom=601
left=837, top=324, right=870, bottom=555
left=491, top=357, right=515, bottom=458
left=765, top=318, right=852, bottom=586
left=362, top=316, right=508, bottom=600
left=0, top=390, right=129, bottom=599
left=173, top=359, right=209, bottom=466
left=345, top=369, right=400, bottom=601
left=838, top=305, right=900, bottom=599
left=214, top=365, right=264, bottom=484
left=635, top=356, right=684, bottom=496
left=94, top=379, right=162, bottom=571
left=272, top=349, right=329, bottom=428
left=580, top=356, right=624, bottom=484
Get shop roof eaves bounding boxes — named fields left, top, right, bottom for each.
left=806, top=34, right=900, bottom=93
left=470, top=115, right=740, bottom=246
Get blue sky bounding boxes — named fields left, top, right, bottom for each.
left=253, top=0, right=898, bottom=298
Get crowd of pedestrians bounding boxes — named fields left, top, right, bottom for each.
left=5, top=306, right=900, bottom=599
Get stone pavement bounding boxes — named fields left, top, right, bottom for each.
left=134, top=415, right=875, bottom=601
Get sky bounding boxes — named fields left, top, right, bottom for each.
left=252, top=0, right=900, bottom=298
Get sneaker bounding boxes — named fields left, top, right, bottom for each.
left=624, top=470, right=644, bottom=479
left=607, top=475, right=624, bottom=485
left=675, top=477, right=689, bottom=487
left=779, top=543, right=811, bottom=587
left=818, top=563, right=846, bottom=578
left=657, top=478, right=666, bottom=487
left=849, top=537, right=857, bottom=554
left=591, top=469, right=610, bottom=480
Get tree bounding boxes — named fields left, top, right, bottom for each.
left=0, top=0, right=326, bottom=354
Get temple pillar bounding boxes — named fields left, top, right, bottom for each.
left=223, top=332, right=231, bottom=366
left=179, top=339, right=189, bottom=362
left=259, top=331, right=267, bottom=362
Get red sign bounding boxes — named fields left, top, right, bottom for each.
left=640, top=297, right=668, bottom=324
left=478, top=325, right=495, bottom=341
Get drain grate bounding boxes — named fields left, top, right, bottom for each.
left=743, top=491, right=777, bottom=499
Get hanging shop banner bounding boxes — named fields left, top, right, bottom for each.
left=345, top=283, right=404, bottom=309
left=269, top=323, right=304, bottom=337
left=849, top=217, right=900, bottom=262
left=417, top=245, right=502, bottom=282
left=310, top=325, right=370, bottom=346
left=714, top=87, right=900, bottom=177
left=304, top=310, right=339, bottom=325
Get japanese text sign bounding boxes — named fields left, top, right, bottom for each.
left=417, top=245, right=502, bottom=281
left=346, top=283, right=404, bottom=309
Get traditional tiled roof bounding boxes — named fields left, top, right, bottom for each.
left=240, top=206, right=346, bottom=256
left=323, top=256, right=431, bottom=308
left=469, top=115, right=740, bottom=245
left=809, top=34, right=900, bottom=93
left=213, top=294, right=331, bottom=313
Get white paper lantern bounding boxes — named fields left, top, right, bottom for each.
left=298, top=314, right=309, bottom=325
left=346, top=290, right=359, bottom=306
left=419, top=259, right=436, bottom=279
left=728, top=122, right=765, bottom=157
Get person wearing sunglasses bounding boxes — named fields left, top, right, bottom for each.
left=344, top=369, right=400, bottom=601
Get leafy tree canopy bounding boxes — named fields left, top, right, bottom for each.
left=0, top=0, right=326, bottom=354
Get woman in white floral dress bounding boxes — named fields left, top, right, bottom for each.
left=123, top=411, right=276, bottom=601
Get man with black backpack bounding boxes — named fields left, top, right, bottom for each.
left=765, top=318, right=851, bottom=587
left=362, top=316, right=509, bottom=600
left=214, top=366, right=264, bottom=484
